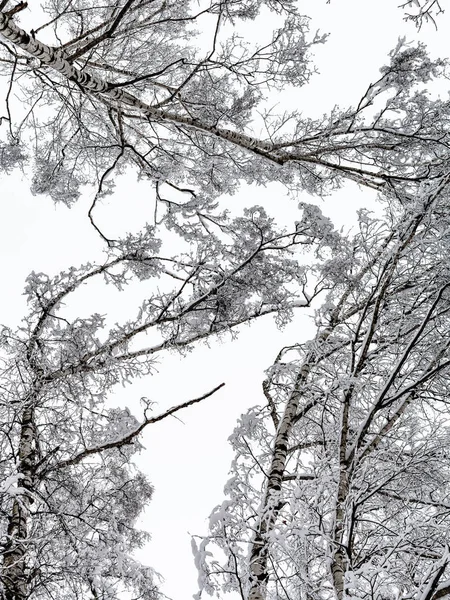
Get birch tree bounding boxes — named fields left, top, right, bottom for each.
left=1, top=2, right=450, bottom=599
left=0, top=0, right=448, bottom=215
left=195, top=178, right=450, bottom=600
left=0, top=204, right=332, bottom=600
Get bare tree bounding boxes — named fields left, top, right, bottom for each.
left=1, top=2, right=450, bottom=598
left=0, top=0, right=448, bottom=216
left=0, top=204, right=333, bottom=600
left=195, top=179, right=450, bottom=600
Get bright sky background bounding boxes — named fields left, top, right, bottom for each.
left=1, top=1, right=450, bottom=599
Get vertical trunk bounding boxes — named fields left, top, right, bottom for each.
left=247, top=307, right=348, bottom=600
left=247, top=404, right=297, bottom=600
left=2, top=406, right=36, bottom=600
left=248, top=363, right=312, bottom=600
left=331, top=394, right=351, bottom=600
left=246, top=242, right=396, bottom=600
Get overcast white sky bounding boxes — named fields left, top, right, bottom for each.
left=1, top=2, right=450, bottom=599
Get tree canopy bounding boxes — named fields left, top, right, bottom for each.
left=1, top=1, right=450, bottom=600
left=0, top=0, right=449, bottom=215
left=196, top=179, right=450, bottom=600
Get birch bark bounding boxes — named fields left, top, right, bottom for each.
left=0, top=12, right=277, bottom=155
left=248, top=307, right=346, bottom=600
left=248, top=361, right=313, bottom=600
left=2, top=405, right=37, bottom=600
left=0, top=10, right=444, bottom=194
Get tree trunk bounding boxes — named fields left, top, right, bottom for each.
left=331, top=395, right=351, bottom=600
left=0, top=13, right=275, bottom=157
left=247, top=379, right=305, bottom=600
left=2, top=406, right=36, bottom=600
left=248, top=303, right=350, bottom=600
left=248, top=356, right=319, bottom=600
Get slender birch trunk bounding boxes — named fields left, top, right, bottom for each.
left=248, top=312, right=346, bottom=599
left=246, top=238, right=392, bottom=599
left=330, top=393, right=351, bottom=600
left=248, top=361, right=312, bottom=600
left=2, top=406, right=37, bottom=600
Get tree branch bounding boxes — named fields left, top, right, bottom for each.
left=48, top=382, right=225, bottom=471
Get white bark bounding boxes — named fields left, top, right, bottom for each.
left=0, top=13, right=276, bottom=156
left=248, top=362, right=312, bottom=600
left=2, top=406, right=36, bottom=600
